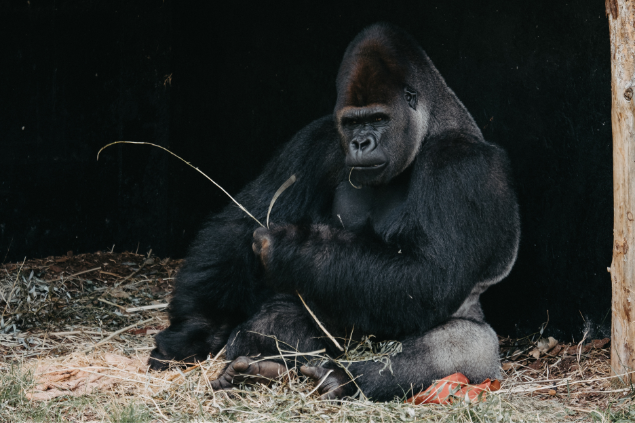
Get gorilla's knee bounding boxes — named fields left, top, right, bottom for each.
left=422, top=319, right=501, bottom=382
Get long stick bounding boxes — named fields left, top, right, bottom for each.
left=607, top=0, right=635, bottom=382
left=97, top=141, right=264, bottom=227
left=98, top=142, right=335, bottom=355
left=297, top=292, right=344, bottom=352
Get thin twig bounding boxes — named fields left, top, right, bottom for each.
left=348, top=167, right=361, bottom=189
left=167, top=345, right=228, bottom=382
left=210, top=345, right=227, bottom=363
left=47, top=330, right=111, bottom=337
left=97, top=298, right=127, bottom=311
left=46, top=266, right=101, bottom=283
left=98, top=270, right=121, bottom=278
left=126, top=303, right=168, bottom=313
left=82, top=317, right=154, bottom=353
left=307, top=369, right=334, bottom=396
left=256, top=349, right=327, bottom=362
left=115, top=260, right=154, bottom=287
left=296, top=292, right=343, bottom=351
left=266, top=174, right=296, bottom=228
left=145, top=394, right=170, bottom=421
left=3, top=258, right=26, bottom=314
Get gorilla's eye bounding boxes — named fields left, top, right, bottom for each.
left=374, top=116, right=382, bottom=122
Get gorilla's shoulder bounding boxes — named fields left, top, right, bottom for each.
left=291, top=115, right=338, bottom=142
left=261, top=115, right=343, bottom=183
left=421, top=130, right=509, bottom=171
left=280, top=115, right=341, bottom=167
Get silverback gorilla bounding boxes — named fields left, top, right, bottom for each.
left=149, top=23, right=520, bottom=401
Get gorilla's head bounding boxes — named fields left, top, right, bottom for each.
left=334, top=24, right=438, bottom=186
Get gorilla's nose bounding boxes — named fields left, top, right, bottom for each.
left=349, top=137, right=377, bottom=158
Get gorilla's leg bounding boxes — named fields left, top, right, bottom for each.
left=226, top=294, right=333, bottom=359
left=212, top=294, right=332, bottom=389
left=149, top=318, right=234, bottom=371
left=303, top=319, right=501, bottom=401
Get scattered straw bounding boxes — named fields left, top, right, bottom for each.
left=83, top=317, right=154, bottom=353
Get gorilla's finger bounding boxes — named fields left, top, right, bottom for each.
left=252, top=360, right=286, bottom=379
left=210, top=358, right=250, bottom=391
left=300, top=365, right=327, bottom=380
left=232, top=356, right=251, bottom=373
left=253, top=227, right=269, bottom=240
left=210, top=375, right=234, bottom=391
left=252, top=228, right=272, bottom=264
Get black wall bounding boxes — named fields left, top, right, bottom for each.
left=0, top=0, right=613, bottom=340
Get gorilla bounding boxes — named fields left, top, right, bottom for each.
left=149, top=23, right=520, bottom=402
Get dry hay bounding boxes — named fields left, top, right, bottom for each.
left=0, top=253, right=633, bottom=422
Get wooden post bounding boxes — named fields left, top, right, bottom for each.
left=608, top=0, right=635, bottom=380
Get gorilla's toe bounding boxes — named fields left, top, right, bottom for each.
left=231, top=356, right=251, bottom=373
left=301, top=365, right=352, bottom=400
left=210, top=357, right=286, bottom=390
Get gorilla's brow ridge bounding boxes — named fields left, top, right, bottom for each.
left=337, top=104, right=391, bottom=121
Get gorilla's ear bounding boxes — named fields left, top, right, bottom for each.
left=404, top=86, right=418, bottom=110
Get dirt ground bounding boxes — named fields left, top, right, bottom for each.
left=0, top=252, right=632, bottom=422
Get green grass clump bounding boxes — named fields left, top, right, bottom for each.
left=107, top=401, right=152, bottom=423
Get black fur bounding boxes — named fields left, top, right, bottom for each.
left=149, top=23, right=519, bottom=401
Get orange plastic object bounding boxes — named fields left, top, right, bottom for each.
left=406, top=372, right=501, bottom=405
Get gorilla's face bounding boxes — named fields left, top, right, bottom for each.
left=336, top=88, right=424, bottom=186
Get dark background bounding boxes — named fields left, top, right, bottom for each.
left=0, top=0, right=612, bottom=340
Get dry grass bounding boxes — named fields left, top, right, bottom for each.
left=0, top=253, right=633, bottom=422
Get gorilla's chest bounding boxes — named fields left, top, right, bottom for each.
left=331, top=182, right=408, bottom=232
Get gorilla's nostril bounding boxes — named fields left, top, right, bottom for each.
left=351, top=138, right=374, bottom=153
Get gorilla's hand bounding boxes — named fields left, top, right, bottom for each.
left=252, top=227, right=274, bottom=267
left=253, top=224, right=350, bottom=294
left=252, top=224, right=307, bottom=292
left=252, top=224, right=301, bottom=267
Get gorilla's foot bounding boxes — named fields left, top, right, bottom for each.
left=300, top=365, right=353, bottom=400
left=211, top=357, right=287, bottom=390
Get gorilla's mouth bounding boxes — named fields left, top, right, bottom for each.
left=348, top=163, right=388, bottom=184
left=350, top=163, right=387, bottom=171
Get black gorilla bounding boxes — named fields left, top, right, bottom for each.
left=149, top=23, right=520, bottom=401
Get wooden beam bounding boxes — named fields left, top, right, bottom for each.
left=608, top=0, right=635, bottom=381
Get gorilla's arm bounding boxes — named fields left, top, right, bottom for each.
left=168, top=116, right=341, bottom=321
left=256, top=139, right=519, bottom=339
left=149, top=117, right=341, bottom=368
